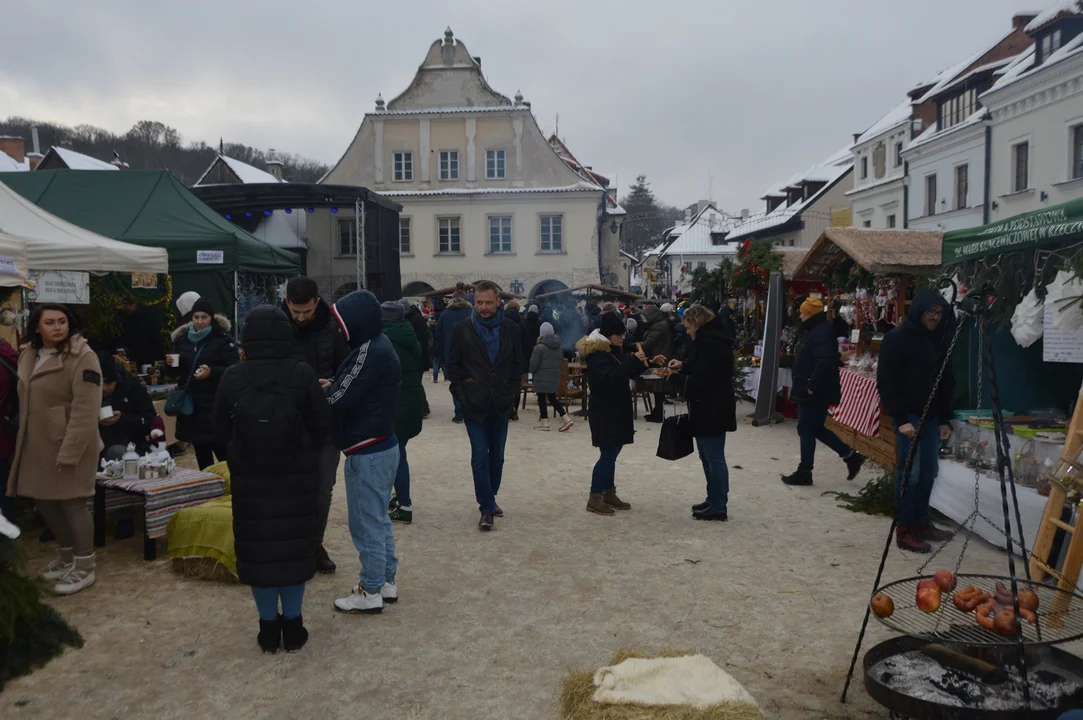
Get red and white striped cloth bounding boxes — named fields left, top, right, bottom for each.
left=830, top=368, right=881, bottom=436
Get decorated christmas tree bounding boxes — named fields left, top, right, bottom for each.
left=0, top=509, right=83, bottom=691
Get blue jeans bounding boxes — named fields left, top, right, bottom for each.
left=464, top=409, right=509, bottom=514
left=344, top=445, right=400, bottom=594
left=251, top=584, right=305, bottom=621
left=394, top=439, right=411, bottom=508
left=432, top=355, right=441, bottom=381
left=894, top=414, right=940, bottom=526
left=696, top=435, right=729, bottom=513
left=797, top=401, right=853, bottom=469
left=591, top=445, right=623, bottom=493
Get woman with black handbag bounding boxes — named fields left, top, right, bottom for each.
left=167, top=298, right=239, bottom=469
left=668, top=305, right=736, bottom=522
left=576, top=313, right=647, bottom=516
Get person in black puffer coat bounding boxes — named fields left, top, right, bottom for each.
left=669, top=306, right=737, bottom=522
left=576, top=313, right=647, bottom=517
left=214, top=305, right=332, bottom=654
left=504, top=301, right=526, bottom=421
left=522, top=305, right=541, bottom=361
left=782, top=297, right=863, bottom=487
left=434, top=295, right=472, bottom=421
left=168, top=298, right=239, bottom=470
left=404, top=302, right=431, bottom=418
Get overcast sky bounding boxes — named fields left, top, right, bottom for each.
left=2, top=0, right=1038, bottom=212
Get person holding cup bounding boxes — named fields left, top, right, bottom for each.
left=97, top=351, right=157, bottom=456
left=168, top=298, right=238, bottom=469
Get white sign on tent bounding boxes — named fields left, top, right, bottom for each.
left=28, top=270, right=90, bottom=305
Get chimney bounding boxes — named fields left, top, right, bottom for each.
left=741, top=208, right=750, bottom=220
left=1012, top=14, right=1037, bottom=31
left=852, top=133, right=861, bottom=145
left=27, top=153, right=43, bottom=170
left=267, top=159, right=284, bottom=182
left=0, top=136, right=25, bottom=165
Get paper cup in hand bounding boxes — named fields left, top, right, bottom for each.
left=167, top=354, right=180, bottom=367
left=99, top=406, right=114, bottom=420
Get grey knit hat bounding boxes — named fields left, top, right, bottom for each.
left=528, top=304, right=539, bottom=314
left=381, top=300, right=405, bottom=323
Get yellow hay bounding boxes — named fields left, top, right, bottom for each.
left=170, top=557, right=237, bottom=583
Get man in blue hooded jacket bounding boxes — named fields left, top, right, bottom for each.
left=327, top=290, right=403, bottom=614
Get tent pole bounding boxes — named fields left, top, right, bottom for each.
left=233, top=271, right=239, bottom=331
left=355, top=198, right=367, bottom=291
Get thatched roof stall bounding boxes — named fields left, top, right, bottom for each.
left=792, top=227, right=942, bottom=281
left=535, top=284, right=645, bottom=301
left=774, top=248, right=809, bottom=281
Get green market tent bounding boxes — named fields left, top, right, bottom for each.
left=943, top=197, right=1083, bottom=265
left=0, top=170, right=300, bottom=318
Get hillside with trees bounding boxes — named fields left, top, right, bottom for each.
left=0, top=117, right=329, bottom=184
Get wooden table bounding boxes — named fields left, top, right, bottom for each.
left=92, top=468, right=226, bottom=560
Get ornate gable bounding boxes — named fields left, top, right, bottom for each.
left=387, top=28, right=512, bottom=111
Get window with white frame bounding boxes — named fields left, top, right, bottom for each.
left=486, top=149, right=506, bottom=179
left=439, top=150, right=459, bottom=180
left=697, top=261, right=707, bottom=270
left=393, top=152, right=413, bottom=181
left=540, top=215, right=562, bottom=252
left=1073, top=125, right=1083, bottom=180
left=924, top=174, right=937, bottom=216
left=488, top=216, right=512, bottom=253
left=438, top=217, right=461, bottom=254
left=894, top=142, right=903, bottom=168
left=887, top=214, right=896, bottom=228
left=398, top=217, right=411, bottom=255
left=1012, top=141, right=1029, bottom=193
left=860, top=156, right=868, bottom=179
left=338, top=219, right=357, bottom=256
left=955, top=164, right=969, bottom=210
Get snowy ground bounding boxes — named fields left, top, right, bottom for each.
left=2, top=384, right=1072, bottom=719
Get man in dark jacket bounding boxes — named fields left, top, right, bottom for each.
left=404, top=303, right=432, bottom=419
left=435, top=295, right=473, bottom=421
left=327, top=290, right=402, bottom=615
left=447, top=281, right=524, bottom=531
left=641, top=303, right=674, bottom=422
left=504, top=301, right=526, bottom=421
left=213, top=305, right=333, bottom=653
left=283, top=276, right=351, bottom=574
left=97, top=352, right=158, bottom=455
left=522, top=304, right=541, bottom=360
left=877, top=288, right=955, bottom=553
left=111, top=302, right=164, bottom=368
left=783, top=298, right=864, bottom=487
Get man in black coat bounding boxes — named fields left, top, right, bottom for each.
left=283, top=276, right=351, bottom=574
left=435, top=294, right=473, bottom=421
left=214, top=305, right=332, bottom=653
left=503, top=301, right=526, bottom=421
left=522, top=304, right=541, bottom=361
left=877, top=288, right=956, bottom=554
left=782, top=297, right=864, bottom=487
left=447, top=281, right=524, bottom=531
left=97, top=352, right=157, bottom=455
left=405, top=303, right=432, bottom=418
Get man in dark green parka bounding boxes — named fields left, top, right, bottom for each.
left=382, top=301, right=424, bottom=524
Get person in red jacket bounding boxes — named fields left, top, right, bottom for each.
left=0, top=338, right=18, bottom=519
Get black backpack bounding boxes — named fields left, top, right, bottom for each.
left=0, top=354, right=18, bottom=436
left=230, top=364, right=308, bottom=470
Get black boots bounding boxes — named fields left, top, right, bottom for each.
left=281, top=614, right=309, bottom=653
left=781, top=467, right=814, bottom=486
left=315, top=544, right=336, bottom=574
left=257, top=615, right=282, bottom=654
left=845, top=452, right=866, bottom=481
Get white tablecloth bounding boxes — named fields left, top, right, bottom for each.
left=743, top=367, right=792, bottom=401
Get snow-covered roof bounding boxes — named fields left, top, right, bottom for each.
left=619, top=249, right=639, bottom=263
left=905, top=107, right=989, bottom=152
left=49, top=147, right=117, bottom=171
left=660, top=205, right=740, bottom=257
left=373, top=105, right=525, bottom=116
left=643, top=241, right=669, bottom=258
left=988, top=32, right=1083, bottom=92
left=546, top=134, right=624, bottom=213
left=379, top=182, right=600, bottom=197
left=0, top=151, right=27, bottom=172
left=854, top=99, right=913, bottom=147
left=195, top=154, right=282, bottom=186
left=914, top=48, right=989, bottom=104
left=1026, top=1, right=1083, bottom=33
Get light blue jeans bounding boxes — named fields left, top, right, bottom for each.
left=696, top=435, right=729, bottom=513
left=344, top=445, right=400, bottom=594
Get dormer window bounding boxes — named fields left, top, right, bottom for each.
left=766, top=196, right=786, bottom=213
left=938, top=86, right=980, bottom=131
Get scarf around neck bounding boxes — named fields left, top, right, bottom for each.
left=472, top=308, right=504, bottom=365
left=188, top=324, right=213, bottom=344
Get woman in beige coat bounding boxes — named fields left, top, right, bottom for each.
left=8, top=303, right=103, bottom=594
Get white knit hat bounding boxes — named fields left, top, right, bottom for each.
left=660, top=303, right=675, bottom=313
left=175, top=291, right=201, bottom=317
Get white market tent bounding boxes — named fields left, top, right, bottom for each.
left=0, top=181, right=168, bottom=273
left=0, top=231, right=32, bottom=288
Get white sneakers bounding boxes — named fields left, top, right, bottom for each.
left=41, top=548, right=74, bottom=581
left=334, top=582, right=398, bottom=614
left=53, top=554, right=97, bottom=595
left=559, top=415, right=575, bottom=432
left=536, top=418, right=550, bottom=431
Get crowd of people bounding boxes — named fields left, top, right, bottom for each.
left=1, top=274, right=962, bottom=657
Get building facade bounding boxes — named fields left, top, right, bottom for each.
left=314, top=29, right=612, bottom=300
left=848, top=100, right=911, bottom=230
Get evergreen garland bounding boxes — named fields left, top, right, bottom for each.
left=83, top=273, right=174, bottom=347
left=821, top=469, right=896, bottom=517
left=0, top=532, right=83, bottom=691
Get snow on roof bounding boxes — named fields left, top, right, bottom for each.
left=905, top=107, right=989, bottom=152
left=50, top=147, right=117, bottom=171
left=761, top=183, right=787, bottom=198
left=379, top=182, right=600, bottom=197
left=854, top=98, right=913, bottom=146
left=1026, top=0, right=1083, bottom=33
left=0, top=151, right=27, bottom=172
left=660, top=205, right=740, bottom=257
left=619, top=249, right=639, bottom=263
left=915, top=48, right=989, bottom=104
left=989, top=32, right=1083, bottom=92
left=220, top=155, right=282, bottom=184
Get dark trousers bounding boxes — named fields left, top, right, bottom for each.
left=536, top=393, right=566, bottom=420
left=591, top=445, right=623, bottom=493
left=314, top=442, right=342, bottom=543
left=0, top=457, right=11, bottom=520
left=464, top=409, right=509, bottom=514
left=194, top=444, right=227, bottom=471
left=796, top=401, right=852, bottom=470
left=394, top=438, right=411, bottom=508
left=650, top=393, right=666, bottom=416
left=894, top=414, right=941, bottom=526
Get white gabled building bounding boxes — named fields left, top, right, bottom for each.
left=848, top=99, right=912, bottom=230
left=658, top=204, right=739, bottom=294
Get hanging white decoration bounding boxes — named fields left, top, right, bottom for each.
left=1010, top=287, right=1044, bottom=348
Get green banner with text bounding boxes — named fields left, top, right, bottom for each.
left=942, top=198, right=1083, bottom=265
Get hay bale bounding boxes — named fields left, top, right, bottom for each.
left=170, top=557, right=237, bottom=583
left=559, top=650, right=764, bottom=720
